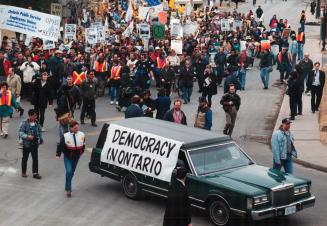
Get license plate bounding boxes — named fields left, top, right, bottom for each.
left=285, top=205, right=297, bottom=215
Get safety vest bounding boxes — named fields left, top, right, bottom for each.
left=296, top=33, right=304, bottom=42
left=156, top=57, right=166, bottom=69
left=95, top=61, right=106, bottom=72
left=110, top=65, right=122, bottom=80
left=72, top=71, right=86, bottom=86
left=277, top=52, right=291, bottom=64
left=64, top=131, right=85, bottom=155
left=0, top=90, right=12, bottom=106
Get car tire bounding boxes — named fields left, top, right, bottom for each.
left=121, top=173, right=141, bottom=199
left=208, top=199, right=231, bottom=226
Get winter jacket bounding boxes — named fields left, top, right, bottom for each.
left=20, top=61, right=40, bottom=83
left=271, top=129, right=295, bottom=164
left=6, top=74, right=22, bottom=97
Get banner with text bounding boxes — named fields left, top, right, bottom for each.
left=101, top=124, right=182, bottom=182
left=0, top=5, right=61, bottom=41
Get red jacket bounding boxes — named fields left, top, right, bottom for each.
left=1, top=59, right=11, bottom=77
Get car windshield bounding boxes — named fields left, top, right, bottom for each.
left=188, top=143, right=253, bottom=175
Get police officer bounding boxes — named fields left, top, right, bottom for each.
left=56, top=120, right=85, bottom=198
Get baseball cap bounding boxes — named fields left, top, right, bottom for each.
left=282, top=118, right=292, bottom=124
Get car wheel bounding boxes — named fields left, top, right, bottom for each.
left=208, top=199, right=230, bottom=226
left=121, top=173, right=141, bottom=199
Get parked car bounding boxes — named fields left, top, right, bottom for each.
left=89, top=118, right=315, bottom=226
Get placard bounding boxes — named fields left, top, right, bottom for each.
left=233, top=20, right=242, bottom=31
left=240, top=40, right=247, bottom=51
left=170, top=19, right=182, bottom=37
left=221, top=19, right=230, bottom=32
left=152, top=24, right=165, bottom=40
left=100, top=123, right=182, bottom=182
left=138, top=23, right=150, bottom=39
left=51, top=3, right=62, bottom=18
left=183, top=21, right=197, bottom=36
left=171, top=39, right=183, bottom=54
left=64, top=24, right=76, bottom=40
left=0, top=5, right=61, bottom=41
left=86, top=27, right=97, bottom=45
left=43, top=39, right=55, bottom=50
left=138, top=4, right=164, bottom=19
left=271, top=44, right=279, bottom=56
left=97, top=26, right=106, bottom=43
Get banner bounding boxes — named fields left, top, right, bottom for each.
left=138, top=4, right=163, bottom=19
left=152, top=24, right=165, bottom=40
left=221, top=19, right=230, bottom=32
left=43, top=39, right=55, bottom=50
left=101, top=124, right=182, bottom=182
left=64, top=24, right=76, bottom=40
left=0, top=5, right=61, bottom=41
left=171, top=39, right=183, bottom=54
left=50, top=3, right=62, bottom=18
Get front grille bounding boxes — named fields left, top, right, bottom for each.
left=271, top=185, right=294, bottom=207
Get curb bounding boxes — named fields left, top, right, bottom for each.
left=293, top=158, right=327, bottom=173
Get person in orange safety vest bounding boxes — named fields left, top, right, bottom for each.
left=109, top=54, right=122, bottom=105
left=296, top=28, right=305, bottom=61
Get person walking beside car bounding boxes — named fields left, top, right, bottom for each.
left=19, top=109, right=43, bottom=179
left=163, top=167, right=192, bottom=226
left=220, top=84, right=241, bottom=136
left=271, top=118, right=297, bottom=174
left=56, top=120, right=85, bottom=198
left=164, top=99, right=187, bottom=125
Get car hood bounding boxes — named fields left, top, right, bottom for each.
left=203, top=165, right=303, bottom=195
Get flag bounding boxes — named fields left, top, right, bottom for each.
left=121, top=0, right=128, bottom=11
left=113, top=10, right=121, bottom=23
left=145, top=0, right=161, bottom=6
left=122, top=20, right=134, bottom=37
left=169, top=0, right=175, bottom=10
left=125, top=1, right=133, bottom=22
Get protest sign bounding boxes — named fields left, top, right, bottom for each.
left=152, top=24, right=165, bottom=40
left=261, top=40, right=271, bottom=52
left=183, top=21, right=197, bottom=36
left=171, top=39, right=183, bottom=54
left=158, top=11, right=167, bottom=24
left=240, top=40, right=247, bottom=51
left=64, top=24, right=76, bottom=40
left=271, top=44, right=279, bottom=57
left=0, top=5, right=61, bottom=41
left=86, top=27, right=97, bottom=45
left=50, top=3, right=62, bottom=18
left=233, top=20, right=242, bottom=31
left=100, top=123, right=182, bottom=182
left=43, top=39, right=55, bottom=50
left=91, top=22, right=102, bottom=28
left=170, top=19, right=182, bottom=37
left=138, top=23, right=150, bottom=39
left=138, top=4, right=163, bottom=19
left=97, top=26, right=106, bottom=43
left=221, top=19, right=230, bottom=32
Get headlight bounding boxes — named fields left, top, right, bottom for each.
left=253, top=195, right=269, bottom=206
left=294, top=185, right=309, bottom=195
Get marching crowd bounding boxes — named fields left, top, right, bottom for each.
left=0, top=1, right=325, bottom=207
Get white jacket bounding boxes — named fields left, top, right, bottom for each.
left=20, top=61, right=40, bottom=83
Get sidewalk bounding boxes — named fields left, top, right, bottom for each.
left=274, top=10, right=327, bottom=172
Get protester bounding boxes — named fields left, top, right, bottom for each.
left=194, top=97, right=212, bottom=130
left=289, top=35, right=298, bottom=70
left=19, top=109, right=43, bottom=179
left=6, top=67, right=24, bottom=116
left=296, top=28, right=305, bottom=61
left=0, top=82, right=18, bottom=138
left=164, top=99, right=187, bottom=125
left=220, top=84, right=241, bottom=136
left=0, top=51, right=11, bottom=81
left=56, top=120, right=85, bottom=198
left=155, top=88, right=171, bottom=120
left=299, top=10, right=306, bottom=32
left=286, top=71, right=302, bottom=120
left=93, top=52, right=109, bottom=97
left=307, top=62, right=326, bottom=113
left=299, top=53, right=314, bottom=94
left=125, top=95, right=144, bottom=119
left=20, top=55, right=40, bottom=100
left=160, top=63, right=175, bottom=96
left=141, top=90, right=155, bottom=118
left=201, top=65, right=217, bottom=107
left=179, top=60, right=195, bottom=104
left=80, top=70, right=97, bottom=126
left=109, top=54, right=122, bottom=105
left=259, top=49, right=273, bottom=89
left=214, top=47, right=227, bottom=87
left=271, top=118, right=297, bottom=174
left=277, top=47, right=292, bottom=84
left=163, top=167, right=192, bottom=226
left=32, top=71, right=53, bottom=130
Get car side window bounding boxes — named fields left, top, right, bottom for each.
left=177, top=151, right=192, bottom=174
left=96, top=124, right=109, bottom=149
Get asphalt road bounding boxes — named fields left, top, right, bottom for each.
left=0, top=1, right=326, bottom=226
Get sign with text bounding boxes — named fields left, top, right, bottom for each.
left=220, top=19, right=230, bottom=32
left=152, top=24, right=165, bottom=40
left=138, top=4, right=163, bottom=19
left=50, top=3, right=62, bottom=17
left=171, top=39, right=183, bottom=54
left=43, top=39, right=55, bottom=50
left=64, top=24, right=76, bottom=40
left=0, top=5, right=61, bottom=41
left=101, top=124, right=182, bottom=182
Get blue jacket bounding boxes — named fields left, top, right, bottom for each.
left=19, top=119, right=43, bottom=148
left=204, top=109, right=212, bottom=130
left=271, top=129, right=295, bottom=164
left=125, top=104, right=144, bottom=119
left=155, top=96, right=171, bottom=120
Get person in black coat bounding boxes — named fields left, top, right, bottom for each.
left=286, top=71, right=302, bottom=120
left=125, top=95, right=144, bottom=119
left=32, top=71, right=53, bottom=129
left=155, top=88, right=171, bottom=120
left=202, top=65, right=217, bottom=107
left=214, top=47, right=227, bottom=86
left=164, top=99, right=187, bottom=125
left=179, top=60, right=195, bottom=104
left=306, top=62, right=326, bottom=113
left=163, top=167, right=192, bottom=226
left=141, top=90, right=155, bottom=118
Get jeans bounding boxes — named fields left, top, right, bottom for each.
left=110, top=86, right=119, bottom=101
left=260, top=67, right=270, bottom=88
left=300, top=21, right=305, bottom=32
left=64, top=155, right=80, bottom=192
left=273, top=154, right=293, bottom=174
left=238, top=70, right=247, bottom=90
left=297, top=43, right=303, bottom=61
left=182, top=87, right=192, bottom=103
left=22, top=145, right=39, bottom=174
